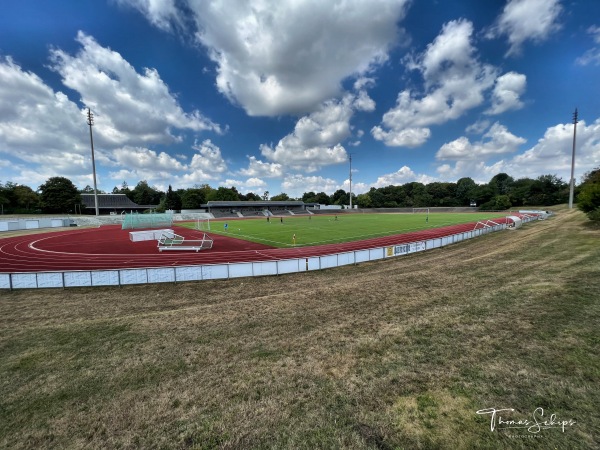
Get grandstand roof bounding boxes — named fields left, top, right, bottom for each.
left=203, top=201, right=305, bottom=208
left=81, top=194, right=155, bottom=209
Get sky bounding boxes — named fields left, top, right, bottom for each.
left=0, top=0, right=599, bottom=199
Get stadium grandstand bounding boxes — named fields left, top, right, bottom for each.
left=80, top=194, right=158, bottom=215
left=202, top=201, right=311, bottom=218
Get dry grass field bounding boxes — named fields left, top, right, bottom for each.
left=1, top=207, right=599, bottom=449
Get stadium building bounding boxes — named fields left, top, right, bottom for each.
left=80, top=194, right=157, bottom=215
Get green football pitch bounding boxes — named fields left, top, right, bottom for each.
left=178, top=212, right=506, bottom=248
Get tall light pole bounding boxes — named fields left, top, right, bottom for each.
left=87, top=108, right=100, bottom=216
left=568, top=108, right=578, bottom=209
left=349, top=154, right=353, bottom=209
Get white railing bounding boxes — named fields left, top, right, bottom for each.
left=0, top=223, right=518, bottom=290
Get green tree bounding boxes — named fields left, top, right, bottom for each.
left=577, top=167, right=600, bottom=222
left=243, top=192, right=261, bottom=201
left=489, top=173, right=515, bottom=196
left=313, top=192, right=330, bottom=205
left=355, top=192, right=372, bottom=208
left=207, top=187, right=241, bottom=201
left=13, top=185, right=39, bottom=211
left=39, top=177, right=82, bottom=213
left=180, top=188, right=205, bottom=209
left=330, top=189, right=348, bottom=205
left=164, top=185, right=181, bottom=211
left=132, top=181, right=162, bottom=205
left=270, top=193, right=290, bottom=201
left=302, top=191, right=317, bottom=203
left=456, top=177, right=477, bottom=206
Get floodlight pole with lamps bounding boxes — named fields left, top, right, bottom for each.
left=87, top=108, right=100, bottom=216
left=568, top=108, right=578, bottom=209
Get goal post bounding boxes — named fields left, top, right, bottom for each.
left=196, top=217, right=211, bottom=231
left=412, top=208, right=430, bottom=214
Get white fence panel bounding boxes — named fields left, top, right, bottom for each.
left=252, top=261, right=278, bottom=277
left=120, top=269, right=148, bottom=285
left=92, top=271, right=120, bottom=286
left=337, top=252, right=355, bottom=266
left=201, top=264, right=229, bottom=280
left=228, top=263, right=254, bottom=278
left=51, top=219, right=64, bottom=228
left=64, top=271, right=92, bottom=287
left=320, top=254, right=338, bottom=269
left=410, top=242, right=426, bottom=253
left=0, top=273, right=10, bottom=289
left=277, top=259, right=302, bottom=274
left=37, top=272, right=63, bottom=288
left=175, top=266, right=202, bottom=282
left=354, top=249, right=370, bottom=263
left=11, top=273, right=37, bottom=289
left=307, top=257, right=321, bottom=271
left=25, top=220, right=39, bottom=229
left=147, top=268, right=175, bottom=283
left=369, top=248, right=384, bottom=260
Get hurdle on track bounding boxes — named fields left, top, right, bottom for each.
left=157, top=232, right=214, bottom=252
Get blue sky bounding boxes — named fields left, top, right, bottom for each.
left=1, top=0, right=599, bottom=198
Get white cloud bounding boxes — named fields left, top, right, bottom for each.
left=49, top=31, right=222, bottom=147
left=486, top=0, right=562, bottom=57
left=188, top=139, right=228, bottom=176
left=436, top=122, right=526, bottom=160
left=576, top=25, right=600, bottom=66
left=0, top=56, right=88, bottom=157
left=260, top=96, right=354, bottom=172
left=372, top=19, right=497, bottom=147
left=238, top=156, right=283, bottom=178
left=373, top=166, right=436, bottom=188
left=114, top=0, right=184, bottom=32
left=123, top=0, right=409, bottom=116
left=220, top=177, right=267, bottom=194
left=486, top=72, right=526, bottom=115
left=436, top=119, right=600, bottom=183
left=466, top=119, right=491, bottom=135
left=281, top=174, right=341, bottom=197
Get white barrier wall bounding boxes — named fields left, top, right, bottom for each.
left=0, top=221, right=529, bottom=290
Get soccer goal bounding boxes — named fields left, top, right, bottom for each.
left=196, top=218, right=211, bottom=231
left=412, top=208, right=430, bottom=214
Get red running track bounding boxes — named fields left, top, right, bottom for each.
left=0, top=219, right=511, bottom=273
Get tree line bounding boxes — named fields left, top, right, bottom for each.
left=0, top=170, right=599, bottom=222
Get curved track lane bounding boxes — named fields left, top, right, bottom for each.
left=0, top=219, right=511, bottom=273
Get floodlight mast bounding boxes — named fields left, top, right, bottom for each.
left=87, top=108, right=100, bottom=216
left=568, top=108, right=578, bottom=209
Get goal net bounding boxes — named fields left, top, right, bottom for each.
left=412, top=208, right=430, bottom=214
left=196, top=218, right=211, bottom=231
left=121, top=212, right=173, bottom=230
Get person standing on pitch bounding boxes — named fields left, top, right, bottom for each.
left=292, top=233, right=296, bottom=246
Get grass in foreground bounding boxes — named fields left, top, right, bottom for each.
left=1, top=207, right=598, bottom=449
left=179, top=212, right=506, bottom=247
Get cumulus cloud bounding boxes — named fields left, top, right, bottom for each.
left=372, top=19, right=497, bottom=147
left=373, top=166, right=436, bottom=188
left=486, top=0, right=562, bottom=57
left=238, top=156, right=283, bottom=178
left=486, top=71, right=526, bottom=115
left=0, top=56, right=87, bottom=157
left=436, top=119, right=600, bottom=183
left=220, top=177, right=267, bottom=194
left=119, top=0, right=409, bottom=116
left=113, top=0, right=184, bottom=32
left=260, top=96, right=356, bottom=172
left=49, top=31, right=222, bottom=147
left=436, top=122, right=526, bottom=160
left=281, top=174, right=341, bottom=197
left=576, top=25, right=600, bottom=66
